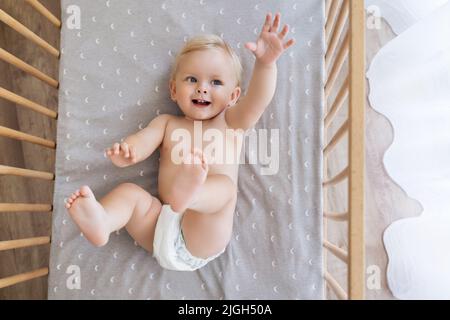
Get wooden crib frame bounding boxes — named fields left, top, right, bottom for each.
left=0, top=0, right=365, bottom=299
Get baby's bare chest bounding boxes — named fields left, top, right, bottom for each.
left=160, top=121, right=243, bottom=179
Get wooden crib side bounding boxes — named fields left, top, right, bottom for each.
left=0, top=0, right=60, bottom=296
left=323, top=0, right=365, bottom=300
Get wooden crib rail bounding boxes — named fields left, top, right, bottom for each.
left=323, top=119, right=349, bottom=156
left=324, top=272, right=348, bottom=300
left=0, top=203, right=52, bottom=212
left=0, top=87, right=57, bottom=119
left=0, top=8, right=59, bottom=57
left=347, top=0, right=365, bottom=299
left=324, top=211, right=349, bottom=222
left=0, top=165, right=54, bottom=180
left=323, top=0, right=365, bottom=300
left=325, top=34, right=349, bottom=100
left=0, top=236, right=50, bottom=251
left=0, top=125, right=56, bottom=149
left=0, top=268, right=49, bottom=289
left=325, top=77, right=349, bottom=126
left=25, top=0, right=61, bottom=28
left=0, top=48, right=59, bottom=88
left=326, top=0, right=349, bottom=69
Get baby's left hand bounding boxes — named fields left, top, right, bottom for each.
left=245, top=12, right=295, bottom=65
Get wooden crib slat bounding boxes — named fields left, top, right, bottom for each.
left=325, top=0, right=341, bottom=43
left=325, top=0, right=333, bottom=21
left=325, top=32, right=349, bottom=97
left=0, top=125, right=56, bottom=149
left=0, top=48, right=59, bottom=88
left=0, top=9, right=59, bottom=57
left=0, top=87, right=57, bottom=119
left=325, top=0, right=349, bottom=71
left=0, top=165, right=54, bottom=180
left=323, top=120, right=349, bottom=157
left=325, top=77, right=349, bottom=128
left=348, top=0, right=366, bottom=300
left=0, top=268, right=49, bottom=289
left=0, top=203, right=52, bottom=212
left=25, top=0, right=61, bottom=28
left=324, top=272, right=348, bottom=300
left=324, top=211, right=349, bottom=221
left=0, top=236, right=50, bottom=251
left=323, top=240, right=348, bottom=263
left=323, top=166, right=349, bottom=188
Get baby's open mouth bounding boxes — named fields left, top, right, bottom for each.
left=192, top=99, right=211, bottom=107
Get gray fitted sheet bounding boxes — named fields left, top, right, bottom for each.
left=49, top=0, right=324, bottom=299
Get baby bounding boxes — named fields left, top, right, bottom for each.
left=65, top=13, right=294, bottom=271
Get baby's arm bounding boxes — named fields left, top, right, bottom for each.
left=106, top=114, right=170, bottom=167
left=225, top=13, right=295, bottom=131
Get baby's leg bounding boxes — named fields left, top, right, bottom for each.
left=187, top=174, right=237, bottom=214
left=164, top=149, right=208, bottom=213
left=165, top=149, right=235, bottom=214
left=66, top=183, right=161, bottom=252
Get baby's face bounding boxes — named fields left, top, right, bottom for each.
left=170, top=48, right=241, bottom=121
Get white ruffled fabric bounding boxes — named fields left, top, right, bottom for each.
left=367, top=2, right=450, bottom=299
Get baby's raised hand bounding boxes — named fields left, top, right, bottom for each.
left=245, top=12, right=295, bottom=65
left=106, top=141, right=137, bottom=166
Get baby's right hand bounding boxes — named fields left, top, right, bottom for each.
left=105, top=142, right=137, bottom=166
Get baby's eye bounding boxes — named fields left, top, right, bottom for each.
left=212, top=79, right=223, bottom=86
left=186, top=76, right=197, bottom=83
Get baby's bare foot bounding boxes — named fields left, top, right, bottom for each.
left=65, top=185, right=110, bottom=247
left=169, top=149, right=208, bottom=213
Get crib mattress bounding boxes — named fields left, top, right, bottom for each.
left=49, top=0, right=324, bottom=299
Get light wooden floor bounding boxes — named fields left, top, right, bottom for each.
left=0, top=2, right=422, bottom=299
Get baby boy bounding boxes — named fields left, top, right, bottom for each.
left=65, top=13, right=294, bottom=271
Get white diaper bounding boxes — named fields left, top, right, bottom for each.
left=152, top=204, right=225, bottom=271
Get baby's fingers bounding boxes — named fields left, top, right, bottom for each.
left=283, top=38, right=296, bottom=50
left=278, top=24, right=289, bottom=39
left=113, top=143, right=120, bottom=155
left=129, top=145, right=137, bottom=163
left=262, top=13, right=272, bottom=33
left=270, top=12, right=281, bottom=33
left=120, top=142, right=130, bottom=158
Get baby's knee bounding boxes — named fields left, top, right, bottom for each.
left=148, top=196, right=162, bottom=216
left=119, top=182, right=144, bottom=193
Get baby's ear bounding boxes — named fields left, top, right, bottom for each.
left=229, top=87, right=241, bottom=106
left=169, top=79, right=177, bottom=101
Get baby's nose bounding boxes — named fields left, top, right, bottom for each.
left=197, top=88, right=207, bottom=94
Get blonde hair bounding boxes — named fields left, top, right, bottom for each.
left=170, top=34, right=243, bottom=87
